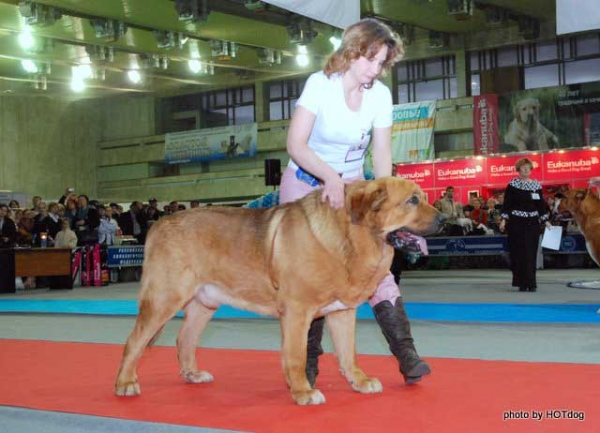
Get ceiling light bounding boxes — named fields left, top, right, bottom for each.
left=153, top=30, right=188, bottom=49
left=127, top=70, right=142, bottom=84
left=18, top=27, right=35, bottom=49
left=18, top=1, right=62, bottom=26
left=175, top=0, right=209, bottom=22
left=72, top=64, right=93, bottom=80
left=329, top=36, right=341, bottom=51
left=257, top=48, right=282, bottom=65
left=210, top=40, right=238, bottom=61
left=188, top=59, right=203, bottom=73
left=296, top=46, right=309, bottom=67
left=70, top=78, right=85, bottom=92
left=89, top=18, right=127, bottom=42
left=85, top=45, right=115, bottom=63
left=21, top=59, right=38, bottom=73
left=287, top=19, right=317, bottom=45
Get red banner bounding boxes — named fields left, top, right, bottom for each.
left=542, top=148, right=600, bottom=182
left=434, top=158, right=487, bottom=188
left=395, top=162, right=435, bottom=189
left=485, top=153, right=543, bottom=186
left=473, top=94, right=499, bottom=155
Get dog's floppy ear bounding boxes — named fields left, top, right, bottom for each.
left=349, top=184, right=388, bottom=225
left=575, top=189, right=587, bottom=201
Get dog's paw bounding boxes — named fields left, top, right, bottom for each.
left=180, top=370, right=214, bottom=384
left=352, top=377, right=383, bottom=394
left=114, top=381, right=141, bottom=397
left=292, top=389, right=326, bottom=405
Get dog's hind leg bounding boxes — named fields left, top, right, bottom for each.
left=280, top=303, right=326, bottom=405
left=177, top=299, right=215, bottom=384
left=115, top=289, right=189, bottom=397
left=326, top=310, right=383, bottom=394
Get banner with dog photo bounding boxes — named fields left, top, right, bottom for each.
left=165, top=123, right=258, bottom=165
left=497, top=82, right=600, bottom=154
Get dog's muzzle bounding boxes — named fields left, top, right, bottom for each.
left=386, top=230, right=429, bottom=255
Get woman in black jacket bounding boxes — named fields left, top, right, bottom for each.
left=499, top=158, right=552, bottom=292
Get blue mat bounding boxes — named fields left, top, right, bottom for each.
left=0, top=300, right=599, bottom=323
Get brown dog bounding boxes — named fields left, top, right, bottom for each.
left=555, top=188, right=600, bottom=266
left=114, top=177, right=443, bottom=405
left=504, top=98, right=558, bottom=151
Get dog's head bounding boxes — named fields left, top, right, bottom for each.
left=347, top=177, right=445, bottom=240
left=514, top=98, right=541, bottom=125
left=554, top=188, right=588, bottom=220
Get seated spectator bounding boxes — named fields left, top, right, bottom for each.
left=469, top=198, right=488, bottom=226
left=0, top=203, right=17, bottom=247
left=8, top=200, right=20, bottom=210
left=190, top=200, right=200, bottom=209
left=17, top=212, right=35, bottom=246
left=54, top=218, right=78, bottom=248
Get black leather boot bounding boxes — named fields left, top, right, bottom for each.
left=373, top=297, right=431, bottom=384
left=305, top=316, right=325, bottom=388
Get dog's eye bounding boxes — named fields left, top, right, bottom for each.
left=407, top=195, right=419, bottom=205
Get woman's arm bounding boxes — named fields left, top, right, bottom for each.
left=287, top=105, right=345, bottom=208
left=371, top=126, right=392, bottom=179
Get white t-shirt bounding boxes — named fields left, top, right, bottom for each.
left=288, top=71, right=393, bottom=175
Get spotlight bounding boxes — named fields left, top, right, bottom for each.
left=447, top=0, right=473, bottom=20
left=296, top=45, right=309, bottom=67
left=153, top=30, right=188, bottom=49
left=89, top=18, right=127, bottom=42
left=210, top=40, right=238, bottom=60
left=287, top=19, right=317, bottom=45
left=127, top=70, right=142, bottom=84
left=329, top=36, right=341, bottom=51
left=85, top=45, right=115, bottom=63
left=257, top=48, right=282, bottom=65
left=18, top=27, right=34, bottom=49
left=21, top=59, right=38, bottom=73
left=188, top=59, right=203, bottom=73
left=70, top=78, right=85, bottom=92
left=18, top=1, right=62, bottom=27
left=175, top=0, right=209, bottom=22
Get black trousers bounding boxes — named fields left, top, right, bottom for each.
left=507, top=217, right=540, bottom=289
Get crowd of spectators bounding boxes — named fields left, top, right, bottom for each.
left=0, top=188, right=205, bottom=249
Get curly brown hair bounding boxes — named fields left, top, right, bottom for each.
left=324, top=18, right=404, bottom=88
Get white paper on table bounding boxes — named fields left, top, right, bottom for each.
left=541, top=226, right=563, bottom=250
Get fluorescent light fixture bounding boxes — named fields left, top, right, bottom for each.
left=296, top=45, right=309, bottom=67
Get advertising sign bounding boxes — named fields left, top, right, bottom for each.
left=391, top=101, right=436, bottom=163
left=542, top=149, right=600, bottom=182
left=434, top=158, right=487, bottom=188
left=473, top=94, right=499, bottom=155
left=395, top=162, right=435, bottom=189
left=485, top=153, right=543, bottom=185
left=165, top=123, right=257, bottom=165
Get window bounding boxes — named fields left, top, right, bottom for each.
left=395, top=55, right=456, bottom=103
left=468, top=32, right=600, bottom=93
left=268, top=77, right=308, bottom=120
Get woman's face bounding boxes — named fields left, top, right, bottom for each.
left=518, top=164, right=532, bottom=178
left=350, top=44, right=388, bottom=85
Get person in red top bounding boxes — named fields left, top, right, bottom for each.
left=469, top=198, right=488, bottom=226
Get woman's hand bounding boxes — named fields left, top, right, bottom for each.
left=545, top=221, right=553, bottom=229
left=499, top=219, right=506, bottom=233
left=321, top=175, right=345, bottom=209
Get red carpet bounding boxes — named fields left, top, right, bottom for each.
left=0, top=339, right=597, bottom=432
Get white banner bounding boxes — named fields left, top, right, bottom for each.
left=557, top=0, right=600, bottom=35
left=261, top=0, right=359, bottom=29
left=165, top=124, right=257, bottom=165
left=391, top=101, right=436, bottom=163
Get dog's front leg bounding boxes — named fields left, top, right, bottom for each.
left=280, top=305, right=326, bottom=405
left=326, top=309, right=382, bottom=394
